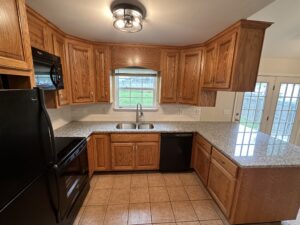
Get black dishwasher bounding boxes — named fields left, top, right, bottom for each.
left=160, top=133, right=193, bottom=171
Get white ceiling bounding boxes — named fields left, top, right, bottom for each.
left=249, top=0, right=300, bottom=58
left=26, top=0, right=274, bottom=46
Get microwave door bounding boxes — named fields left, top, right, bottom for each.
left=33, top=61, right=56, bottom=90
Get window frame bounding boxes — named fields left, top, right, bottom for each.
left=113, top=74, right=159, bottom=111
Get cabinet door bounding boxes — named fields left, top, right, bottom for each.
left=160, top=50, right=179, bottom=103
left=0, top=0, right=33, bottom=75
left=53, top=33, right=70, bottom=106
left=178, top=49, right=202, bottom=105
left=194, top=144, right=211, bottom=185
left=202, top=43, right=217, bottom=87
left=68, top=42, right=95, bottom=103
left=93, top=134, right=111, bottom=171
left=94, top=46, right=110, bottom=102
left=214, top=32, right=237, bottom=89
left=111, top=143, right=135, bottom=170
left=207, top=159, right=236, bottom=217
left=87, top=137, right=95, bottom=177
left=135, top=142, right=160, bottom=170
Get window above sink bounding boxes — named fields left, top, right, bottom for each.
left=113, top=67, right=158, bottom=110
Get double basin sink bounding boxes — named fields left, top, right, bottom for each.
left=116, top=122, right=154, bottom=130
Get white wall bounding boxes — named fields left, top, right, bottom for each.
left=47, top=106, right=72, bottom=129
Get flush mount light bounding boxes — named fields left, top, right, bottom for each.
left=112, top=3, right=144, bottom=33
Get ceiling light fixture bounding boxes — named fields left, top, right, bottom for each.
left=112, top=3, right=144, bottom=33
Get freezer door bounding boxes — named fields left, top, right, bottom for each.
left=0, top=89, right=55, bottom=210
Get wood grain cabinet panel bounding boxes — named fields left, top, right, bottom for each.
left=68, top=42, right=95, bottom=103
left=207, top=158, right=236, bottom=217
left=135, top=142, right=160, bottom=170
left=111, top=143, right=135, bottom=170
left=94, top=134, right=111, bottom=171
left=202, top=43, right=217, bottom=88
left=160, top=49, right=180, bottom=103
left=87, top=136, right=95, bottom=177
left=194, top=144, right=211, bottom=185
left=94, top=46, right=110, bottom=102
left=0, top=0, right=33, bottom=79
left=178, top=48, right=202, bottom=105
left=53, top=33, right=70, bottom=106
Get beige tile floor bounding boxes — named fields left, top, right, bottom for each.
left=73, top=172, right=300, bottom=225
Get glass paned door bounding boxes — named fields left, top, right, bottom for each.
left=270, top=82, right=300, bottom=142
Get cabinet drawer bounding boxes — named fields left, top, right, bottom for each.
left=111, top=133, right=160, bottom=142
left=212, top=148, right=238, bottom=177
left=196, top=135, right=212, bottom=154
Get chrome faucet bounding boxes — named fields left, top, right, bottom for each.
left=136, top=103, right=144, bottom=124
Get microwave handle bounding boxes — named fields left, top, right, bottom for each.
left=50, top=64, right=62, bottom=88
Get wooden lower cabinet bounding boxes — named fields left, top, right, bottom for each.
left=194, top=144, right=211, bottom=185
left=93, top=134, right=111, bottom=171
left=111, top=143, right=135, bottom=170
left=135, top=142, right=160, bottom=170
left=207, top=158, right=236, bottom=217
left=87, top=137, right=94, bottom=177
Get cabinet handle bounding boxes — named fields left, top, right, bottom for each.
left=90, top=91, right=94, bottom=97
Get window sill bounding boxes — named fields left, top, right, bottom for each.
left=113, top=107, right=159, bottom=112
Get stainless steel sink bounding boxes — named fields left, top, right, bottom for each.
left=138, top=123, right=154, bottom=129
left=116, top=122, right=137, bottom=129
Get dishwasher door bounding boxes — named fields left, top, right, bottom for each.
left=160, top=133, right=193, bottom=172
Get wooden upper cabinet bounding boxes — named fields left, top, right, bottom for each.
left=135, top=142, right=160, bottom=170
left=178, top=48, right=202, bottom=105
left=202, top=20, right=272, bottom=92
left=0, top=0, right=33, bottom=77
left=160, top=49, right=179, bottom=103
left=53, top=33, right=70, bottom=106
left=27, top=7, right=52, bottom=53
left=94, top=46, right=110, bottom=102
left=111, top=45, right=161, bottom=71
left=68, top=41, right=95, bottom=103
left=93, top=134, right=111, bottom=171
left=214, top=32, right=237, bottom=89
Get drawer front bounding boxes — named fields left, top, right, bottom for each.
left=111, top=133, right=160, bottom=142
left=196, top=135, right=212, bottom=154
left=212, top=148, right=238, bottom=177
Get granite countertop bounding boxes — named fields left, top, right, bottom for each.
left=54, top=121, right=300, bottom=168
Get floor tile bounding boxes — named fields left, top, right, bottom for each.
left=167, top=187, right=189, bottom=201
left=94, top=175, right=114, bottom=189
left=185, top=185, right=211, bottom=200
left=149, top=186, right=170, bottom=202
left=73, top=207, right=84, bottom=225
left=151, top=202, right=175, bottom=223
left=128, top=203, right=152, bottom=225
left=82, top=189, right=93, bottom=206
left=192, top=200, right=220, bottom=220
left=179, top=173, right=201, bottom=186
left=87, top=189, right=111, bottom=205
left=113, top=175, right=132, bottom=189
left=109, top=188, right=130, bottom=204
left=199, top=220, right=224, bottom=225
left=148, top=173, right=165, bottom=186
left=163, top=174, right=183, bottom=186
left=171, top=201, right=198, bottom=222
left=131, top=174, right=149, bottom=187
left=104, top=204, right=129, bottom=225
left=177, top=222, right=201, bottom=225
left=89, top=176, right=98, bottom=188
left=78, top=205, right=106, bottom=225
left=130, top=187, right=150, bottom=203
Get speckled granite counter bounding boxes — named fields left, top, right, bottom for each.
left=55, top=121, right=300, bottom=168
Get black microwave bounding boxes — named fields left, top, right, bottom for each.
left=32, top=47, right=64, bottom=90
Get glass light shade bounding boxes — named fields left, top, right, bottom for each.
left=112, top=5, right=143, bottom=33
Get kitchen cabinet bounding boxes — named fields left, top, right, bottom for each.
left=93, top=134, right=111, bottom=171
left=27, top=7, right=53, bottom=53
left=160, top=49, right=180, bottom=103
left=94, top=45, right=110, bottom=102
left=68, top=41, right=95, bottom=104
left=202, top=20, right=272, bottom=91
left=0, top=0, right=34, bottom=84
left=87, top=136, right=95, bottom=177
left=110, top=133, right=160, bottom=171
left=53, top=32, right=70, bottom=106
left=178, top=48, right=202, bottom=105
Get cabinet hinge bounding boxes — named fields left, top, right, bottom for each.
left=266, top=116, right=269, bottom=121
left=272, top=85, right=275, bottom=90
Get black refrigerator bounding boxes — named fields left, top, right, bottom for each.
left=0, top=89, right=58, bottom=225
